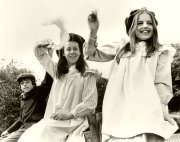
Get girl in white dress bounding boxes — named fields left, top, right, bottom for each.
left=18, top=33, right=99, bottom=142
left=85, top=8, right=178, bottom=142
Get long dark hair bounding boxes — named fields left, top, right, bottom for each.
left=56, top=33, right=88, bottom=79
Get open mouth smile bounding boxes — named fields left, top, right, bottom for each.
left=140, top=29, right=151, bottom=34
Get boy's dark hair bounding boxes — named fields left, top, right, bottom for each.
left=17, top=73, right=36, bottom=86
left=56, top=33, right=88, bottom=79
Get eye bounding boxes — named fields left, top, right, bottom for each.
left=74, top=47, right=78, bottom=51
left=147, top=22, right=153, bottom=25
left=137, top=21, right=143, bottom=25
left=73, top=46, right=79, bottom=51
left=66, top=47, right=71, bottom=51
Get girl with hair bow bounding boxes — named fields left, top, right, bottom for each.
left=85, top=7, right=178, bottom=142
left=18, top=20, right=100, bottom=142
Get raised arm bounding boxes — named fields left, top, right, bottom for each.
left=34, top=40, right=56, bottom=78
left=40, top=72, right=53, bottom=89
left=39, top=48, right=53, bottom=90
left=84, top=11, right=116, bottom=62
left=34, top=72, right=53, bottom=101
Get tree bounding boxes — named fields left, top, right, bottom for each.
left=96, top=77, right=108, bottom=113
left=171, top=43, right=180, bottom=96
left=168, top=43, right=180, bottom=112
left=0, top=59, right=31, bottom=133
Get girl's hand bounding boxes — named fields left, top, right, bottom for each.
left=47, top=48, right=53, bottom=58
left=35, top=39, right=54, bottom=49
left=163, top=111, right=175, bottom=125
left=88, top=10, right=99, bottom=34
left=162, top=105, right=175, bottom=125
left=50, top=110, right=74, bottom=120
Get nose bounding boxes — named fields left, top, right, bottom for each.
left=70, top=50, right=75, bottom=55
left=142, top=22, right=148, bottom=28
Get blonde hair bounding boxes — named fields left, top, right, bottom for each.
left=122, top=8, right=160, bottom=58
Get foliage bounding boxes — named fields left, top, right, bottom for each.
left=171, top=43, right=180, bottom=96
left=96, top=77, right=108, bottom=113
left=0, top=59, right=31, bottom=132
left=168, top=43, right=180, bottom=112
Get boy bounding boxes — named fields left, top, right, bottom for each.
left=0, top=72, right=53, bottom=142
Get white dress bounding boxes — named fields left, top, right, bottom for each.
left=85, top=41, right=178, bottom=142
left=18, top=48, right=99, bottom=142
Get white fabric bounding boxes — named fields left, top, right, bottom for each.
left=18, top=48, right=99, bottom=142
left=103, top=134, right=147, bottom=142
left=102, top=43, right=178, bottom=141
left=18, top=118, right=88, bottom=142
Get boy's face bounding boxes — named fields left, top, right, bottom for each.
left=20, top=79, right=34, bottom=93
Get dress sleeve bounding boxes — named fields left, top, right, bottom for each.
left=34, top=47, right=57, bottom=78
left=70, top=72, right=99, bottom=118
left=155, top=46, right=176, bottom=105
left=84, top=38, right=120, bottom=62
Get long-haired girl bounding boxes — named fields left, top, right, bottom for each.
left=85, top=7, right=178, bottom=142
left=18, top=33, right=99, bottom=142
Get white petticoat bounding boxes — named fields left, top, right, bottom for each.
left=18, top=118, right=88, bottom=142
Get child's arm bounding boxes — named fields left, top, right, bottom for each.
left=70, top=73, right=98, bottom=118
left=40, top=48, right=54, bottom=88
left=155, top=47, right=176, bottom=125
left=37, top=48, right=54, bottom=97
left=85, top=11, right=117, bottom=62
left=34, top=40, right=56, bottom=78
left=35, top=72, right=53, bottom=101
left=84, top=40, right=118, bottom=62
left=4, top=117, right=23, bottom=135
left=39, top=72, right=53, bottom=90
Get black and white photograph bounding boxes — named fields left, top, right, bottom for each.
left=0, top=0, right=180, bottom=142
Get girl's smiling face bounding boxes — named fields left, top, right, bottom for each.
left=63, top=41, right=81, bottom=66
left=135, top=13, right=153, bottom=41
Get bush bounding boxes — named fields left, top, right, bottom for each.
left=168, top=43, right=180, bottom=112
left=171, top=43, right=180, bottom=96
left=96, top=77, right=108, bottom=113
left=0, top=60, right=31, bottom=132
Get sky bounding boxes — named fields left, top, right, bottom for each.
left=0, top=0, right=180, bottom=80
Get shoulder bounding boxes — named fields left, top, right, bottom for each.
left=157, top=44, right=176, bottom=62
left=158, top=44, right=176, bottom=56
left=83, top=69, right=102, bottom=79
left=100, top=39, right=128, bottom=54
